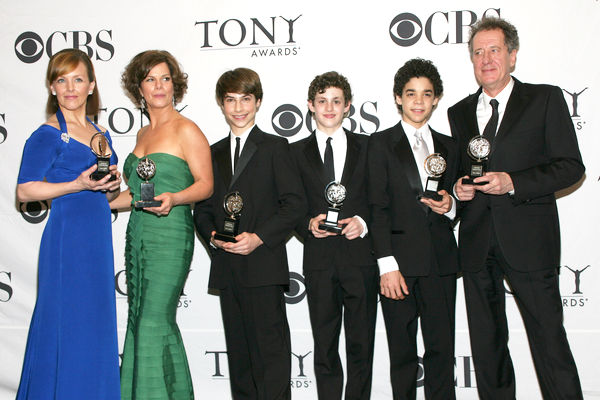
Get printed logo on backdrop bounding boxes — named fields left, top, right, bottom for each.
left=0, top=271, right=13, bottom=302
left=194, top=15, right=302, bottom=58
left=562, top=87, right=588, bottom=131
left=291, top=351, right=313, bottom=389
left=205, top=349, right=315, bottom=389
left=19, top=201, right=49, bottom=224
left=14, top=30, right=114, bottom=64
left=561, top=265, right=591, bottom=308
left=94, top=105, right=188, bottom=135
left=285, top=272, right=307, bottom=304
left=389, top=8, right=501, bottom=47
left=271, top=102, right=379, bottom=138
left=114, top=268, right=193, bottom=308
left=0, top=113, right=7, bottom=144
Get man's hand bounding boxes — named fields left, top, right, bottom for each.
left=475, top=172, right=514, bottom=195
left=380, top=270, right=409, bottom=300
left=455, top=176, right=476, bottom=201
left=221, top=232, right=263, bottom=255
left=420, top=190, right=453, bottom=215
left=339, top=216, right=364, bottom=240
left=309, top=214, right=338, bottom=238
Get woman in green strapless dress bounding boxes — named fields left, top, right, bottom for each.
left=112, top=50, right=213, bottom=400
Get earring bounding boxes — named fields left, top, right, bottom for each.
left=172, top=97, right=176, bottom=107
left=52, top=91, right=57, bottom=96
left=88, top=91, right=93, bottom=95
left=140, top=97, right=146, bottom=111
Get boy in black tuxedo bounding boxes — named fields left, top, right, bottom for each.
left=368, top=59, right=459, bottom=400
left=290, top=72, right=378, bottom=400
left=194, top=68, right=306, bottom=400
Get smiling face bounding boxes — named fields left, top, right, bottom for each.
left=50, top=61, right=95, bottom=113
left=308, top=87, right=350, bottom=135
left=396, top=76, right=438, bottom=129
left=471, top=28, right=517, bottom=97
left=220, top=92, right=261, bottom=135
left=139, top=62, right=174, bottom=109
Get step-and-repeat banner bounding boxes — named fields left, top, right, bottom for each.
left=1, top=1, right=599, bottom=398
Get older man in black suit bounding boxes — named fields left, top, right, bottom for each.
left=449, top=17, right=584, bottom=400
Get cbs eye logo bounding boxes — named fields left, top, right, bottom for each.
left=389, top=13, right=423, bottom=47
left=14, top=30, right=114, bottom=64
left=272, top=105, right=306, bottom=137
left=20, top=201, right=49, bottom=224
left=285, top=271, right=307, bottom=304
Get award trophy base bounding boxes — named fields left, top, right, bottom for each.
left=462, top=164, right=488, bottom=185
left=421, top=191, right=442, bottom=201
left=91, top=157, right=116, bottom=181
left=420, top=178, right=442, bottom=201
left=134, top=182, right=162, bottom=209
left=461, top=177, right=488, bottom=186
left=318, top=207, right=343, bottom=234
left=214, top=217, right=239, bottom=242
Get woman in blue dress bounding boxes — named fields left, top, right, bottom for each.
left=16, top=49, right=122, bottom=399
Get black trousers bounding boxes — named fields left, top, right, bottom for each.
left=380, top=270, right=457, bottom=400
left=463, top=231, right=583, bottom=400
left=304, top=263, right=378, bottom=400
left=219, top=280, right=291, bottom=400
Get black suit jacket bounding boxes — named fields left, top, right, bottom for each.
left=368, top=122, right=459, bottom=277
left=448, top=77, right=585, bottom=272
left=194, top=126, right=306, bottom=288
left=290, top=130, right=375, bottom=271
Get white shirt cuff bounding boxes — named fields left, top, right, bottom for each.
left=353, top=215, right=368, bottom=238
left=377, top=256, right=399, bottom=276
left=444, top=195, right=457, bottom=220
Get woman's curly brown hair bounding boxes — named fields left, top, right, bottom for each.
left=121, top=50, right=188, bottom=108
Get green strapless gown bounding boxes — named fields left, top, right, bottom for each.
left=121, top=152, right=195, bottom=400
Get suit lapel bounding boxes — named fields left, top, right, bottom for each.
left=465, top=88, right=482, bottom=140
left=303, top=132, right=329, bottom=187
left=392, top=123, right=426, bottom=209
left=213, top=138, right=232, bottom=188
left=494, top=78, right=527, bottom=151
left=230, top=126, right=260, bottom=189
left=340, top=130, right=359, bottom=187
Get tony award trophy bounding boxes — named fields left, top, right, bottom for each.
left=421, top=153, right=446, bottom=201
left=134, top=157, right=162, bottom=208
left=318, top=181, right=346, bottom=234
left=462, top=136, right=490, bottom=185
left=89, top=132, right=115, bottom=181
left=214, top=192, right=244, bottom=242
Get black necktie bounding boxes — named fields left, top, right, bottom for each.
left=234, top=137, right=240, bottom=171
left=482, top=99, right=500, bottom=143
left=324, top=137, right=335, bottom=183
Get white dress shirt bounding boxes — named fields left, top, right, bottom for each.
left=230, top=125, right=255, bottom=171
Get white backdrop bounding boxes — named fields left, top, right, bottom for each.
left=1, top=1, right=599, bottom=399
